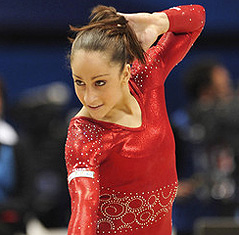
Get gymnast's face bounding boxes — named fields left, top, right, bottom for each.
left=71, top=50, right=130, bottom=121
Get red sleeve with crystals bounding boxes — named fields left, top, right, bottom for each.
left=65, top=118, right=108, bottom=235
left=131, top=5, right=206, bottom=90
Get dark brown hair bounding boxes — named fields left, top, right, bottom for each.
left=69, top=5, right=146, bottom=70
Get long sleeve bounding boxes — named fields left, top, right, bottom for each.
left=131, top=5, right=206, bottom=90
left=67, top=170, right=100, bottom=235
left=65, top=119, right=108, bottom=234
left=159, top=5, right=206, bottom=79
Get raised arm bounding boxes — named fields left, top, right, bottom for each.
left=162, top=5, right=205, bottom=34
left=118, top=11, right=169, bottom=51
left=121, top=5, right=206, bottom=84
left=158, top=5, right=206, bottom=77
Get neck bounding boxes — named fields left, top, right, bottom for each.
left=103, top=83, right=139, bottom=123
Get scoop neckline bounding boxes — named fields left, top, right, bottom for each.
left=71, top=80, right=146, bottom=131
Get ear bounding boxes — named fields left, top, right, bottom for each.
left=121, top=64, right=131, bottom=84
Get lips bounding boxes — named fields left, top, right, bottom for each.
left=88, top=104, right=103, bottom=110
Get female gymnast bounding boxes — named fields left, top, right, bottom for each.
left=65, top=4, right=205, bottom=235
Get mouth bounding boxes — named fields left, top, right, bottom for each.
left=87, top=104, right=104, bottom=110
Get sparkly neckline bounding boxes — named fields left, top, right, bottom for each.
left=71, top=80, right=146, bottom=131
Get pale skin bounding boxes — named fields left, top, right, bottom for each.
left=119, top=12, right=169, bottom=51
left=71, top=12, right=169, bottom=127
left=72, top=50, right=142, bottom=128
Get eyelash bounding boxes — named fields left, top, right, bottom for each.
left=75, top=80, right=106, bottom=87
left=75, top=80, right=85, bottom=86
left=95, top=80, right=106, bottom=86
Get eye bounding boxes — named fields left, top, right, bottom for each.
left=75, top=80, right=85, bottom=86
left=95, top=80, right=106, bottom=86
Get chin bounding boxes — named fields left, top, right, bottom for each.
left=87, top=105, right=112, bottom=121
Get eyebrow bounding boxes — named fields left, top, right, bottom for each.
left=72, top=73, right=110, bottom=80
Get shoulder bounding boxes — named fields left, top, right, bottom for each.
left=65, top=117, right=112, bottom=171
left=130, top=45, right=165, bottom=91
left=66, top=117, right=106, bottom=147
left=74, top=106, right=90, bottom=118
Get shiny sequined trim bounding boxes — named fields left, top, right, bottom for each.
left=97, top=181, right=178, bottom=233
left=65, top=120, right=105, bottom=170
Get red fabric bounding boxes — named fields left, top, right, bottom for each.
left=65, top=5, right=205, bottom=235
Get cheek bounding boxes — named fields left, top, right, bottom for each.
left=74, top=86, right=84, bottom=102
left=105, top=85, right=122, bottom=102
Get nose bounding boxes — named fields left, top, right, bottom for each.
left=84, top=87, right=98, bottom=105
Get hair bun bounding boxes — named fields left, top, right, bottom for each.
left=90, top=5, right=117, bottom=23
left=69, top=5, right=146, bottom=65
left=117, top=16, right=128, bottom=27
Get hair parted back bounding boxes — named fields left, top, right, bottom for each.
left=69, top=5, right=146, bottom=69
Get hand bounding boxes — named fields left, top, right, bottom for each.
left=118, top=12, right=169, bottom=51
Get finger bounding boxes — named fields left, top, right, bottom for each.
left=117, top=12, right=134, bottom=20
left=117, top=12, right=128, bottom=17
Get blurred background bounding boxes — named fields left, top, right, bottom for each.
left=0, top=0, right=238, bottom=235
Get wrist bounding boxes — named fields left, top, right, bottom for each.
left=152, top=12, right=170, bottom=35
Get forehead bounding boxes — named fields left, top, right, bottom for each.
left=72, top=50, right=111, bottom=64
left=71, top=50, right=120, bottom=74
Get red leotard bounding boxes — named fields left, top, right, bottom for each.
left=65, top=5, right=205, bottom=235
